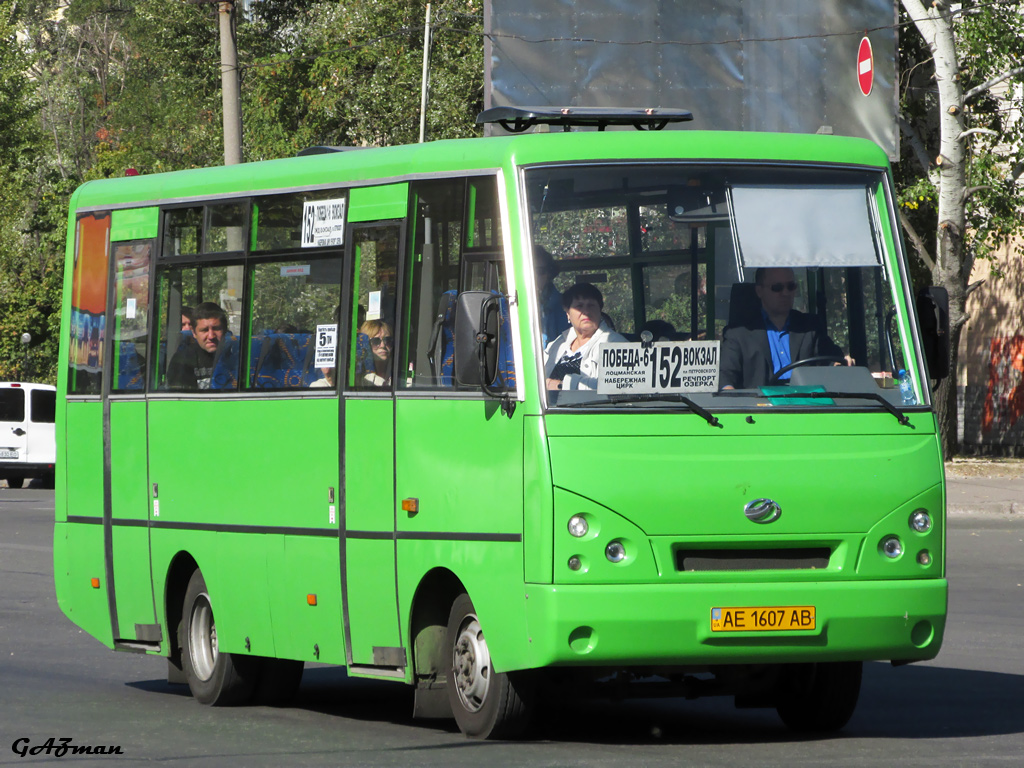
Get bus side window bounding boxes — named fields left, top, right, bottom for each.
left=68, top=213, right=110, bottom=395
left=248, top=257, right=342, bottom=390
left=401, top=176, right=508, bottom=390
left=154, top=264, right=243, bottom=391
left=111, top=241, right=152, bottom=392
left=348, top=226, right=399, bottom=390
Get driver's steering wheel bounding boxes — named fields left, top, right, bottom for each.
left=768, top=356, right=846, bottom=384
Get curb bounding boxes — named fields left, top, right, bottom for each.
left=947, top=502, right=1024, bottom=518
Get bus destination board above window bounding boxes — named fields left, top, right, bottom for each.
left=597, top=341, right=720, bottom=394
left=301, top=198, right=347, bottom=248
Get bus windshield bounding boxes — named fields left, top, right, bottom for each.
left=527, top=163, right=922, bottom=411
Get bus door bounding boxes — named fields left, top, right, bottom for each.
left=342, top=221, right=405, bottom=669
left=394, top=177, right=525, bottom=653
left=105, top=233, right=159, bottom=646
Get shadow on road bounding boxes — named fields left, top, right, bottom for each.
left=127, top=660, right=1024, bottom=744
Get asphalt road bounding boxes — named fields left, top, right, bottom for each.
left=1, top=488, right=1022, bottom=767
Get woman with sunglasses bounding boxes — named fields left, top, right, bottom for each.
left=358, top=319, right=393, bottom=388
left=720, top=267, right=849, bottom=389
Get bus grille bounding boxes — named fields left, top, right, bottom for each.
left=675, top=547, right=831, bottom=572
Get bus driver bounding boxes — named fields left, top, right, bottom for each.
left=720, top=267, right=850, bottom=389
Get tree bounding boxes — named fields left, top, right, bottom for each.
left=0, top=0, right=58, bottom=382
left=897, top=0, right=1024, bottom=455
left=240, top=0, right=483, bottom=158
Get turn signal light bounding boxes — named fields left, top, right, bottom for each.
left=90, top=577, right=100, bottom=588
left=307, top=594, right=317, bottom=606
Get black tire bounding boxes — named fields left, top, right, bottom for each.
left=6, top=476, right=24, bottom=489
left=776, top=661, right=863, bottom=733
left=42, top=473, right=55, bottom=490
left=179, top=569, right=260, bottom=706
left=255, top=658, right=304, bottom=706
left=446, top=593, right=534, bottom=739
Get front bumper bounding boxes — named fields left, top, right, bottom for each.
left=521, top=578, right=946, bottom=669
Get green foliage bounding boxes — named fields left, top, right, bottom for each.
left=240, top=0, right=482, bottom=157
left=897, top=2, right=1024, bottom=276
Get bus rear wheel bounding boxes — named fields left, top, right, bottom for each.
left=776, top=661, right=862, bottom=732
left=180, top=569, right=260, bottom=706
left=6, top=476, right=24, bottom=489
left=446, top=593, right=534, bottom=739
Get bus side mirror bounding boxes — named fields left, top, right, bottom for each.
left=916, top=286, right=950, bottom=381
left=453, top=291, right=494, bottom=388
left=453, top=291, right=512, bottom=405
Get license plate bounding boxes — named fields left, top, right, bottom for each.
left=0, top=449, right=18, bottom=459
left=711, top=606, right=816, bottom=632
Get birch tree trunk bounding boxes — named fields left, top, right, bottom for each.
left=900, top=0, right=969, bottom=457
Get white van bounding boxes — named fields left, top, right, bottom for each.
left=0, top=383, right=56, bottom=488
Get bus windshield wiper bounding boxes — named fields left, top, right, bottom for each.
left=760, top=390, right=912, bottom=427
left=607, top=394, right=723, bottom=428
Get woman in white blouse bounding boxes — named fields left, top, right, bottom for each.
left=544, top=282, right=626, bottom=391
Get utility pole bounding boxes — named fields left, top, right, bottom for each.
left=219, top=0, right=242, bottom=166
left=419, top=3, right=432, bottom=143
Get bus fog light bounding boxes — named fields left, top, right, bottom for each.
left=568, top=515, right=589, bottom=538
left=880, top=535, right=903, bottom=558
left=910, top=509, right=932, bottom=533
left=917, top=550, right=931, bottom=566
left=605, top=541, right=626, bottom=563
left=568, top=556, right=582, bottom=571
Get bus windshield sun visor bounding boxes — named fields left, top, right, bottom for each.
left=728, top=183, right=882, bottom=270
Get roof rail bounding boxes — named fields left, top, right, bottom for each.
left=476, top=106, right=693, bottom=133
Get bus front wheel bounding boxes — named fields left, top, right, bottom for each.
left=180, top=569, right=260, bottom=706
left=446, top=593, right=534, bottom=739
left=776, top=661, right=862, bottom=732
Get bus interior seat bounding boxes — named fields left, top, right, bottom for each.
left=353, top=332, right=374, bottom=384
left=727, top=282, right=761, bottom=328
left=428, top=290, right=458, bottom=387
left=117, top=341, right=145, bottom=390
left=253, top=332, right=315, bottom=389
left=210, top=334, right=240, bottom=390
left=494, top=293, right=516, bottom=390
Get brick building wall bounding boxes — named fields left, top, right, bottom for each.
left=959, top=237, right=1024, bottom=454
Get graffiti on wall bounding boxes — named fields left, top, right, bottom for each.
left=983, top=336, right=1024, bottom=434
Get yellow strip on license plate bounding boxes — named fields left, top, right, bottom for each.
left=711, top=606, right=816, bottom=632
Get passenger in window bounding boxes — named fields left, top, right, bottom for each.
left=720, top=267, right=850, bottom=389
left=310, top=368, right=335, bottom=389
left=167, top=302, right=227, bottom=390
left=545, top=283, right=626, bottom=391
left=358, top=319, right=393, bottom=388
left=535, top=246, right=570, bottom=346
left=181, top=307, right=194, bottom=333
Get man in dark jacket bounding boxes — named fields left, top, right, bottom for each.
left=720, top=267, right=849, bottom=389
left=167, top=302, right=227, bottom=390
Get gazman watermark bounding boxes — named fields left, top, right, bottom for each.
left=11, top=737, right=124, bottom=758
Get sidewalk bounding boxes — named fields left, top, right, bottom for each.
left=945, top=458, right=1024, bottom=518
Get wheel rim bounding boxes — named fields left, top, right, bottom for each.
left=188, top=591, right=218, bottom=682
left=452, top=614, right=491, bottom=713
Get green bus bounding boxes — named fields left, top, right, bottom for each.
left=55, top=108, right=949, bottom=739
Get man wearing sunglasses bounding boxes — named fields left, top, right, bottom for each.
left=720, top=267, right=848, bottom=389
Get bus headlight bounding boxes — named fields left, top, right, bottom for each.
left=880, top=535, right=903, bottom=559
left=568, top=515, right=589, bottom=538
left=605, top=541, right=626, bottom=563
left=909, top=509, right=932, bottom=533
